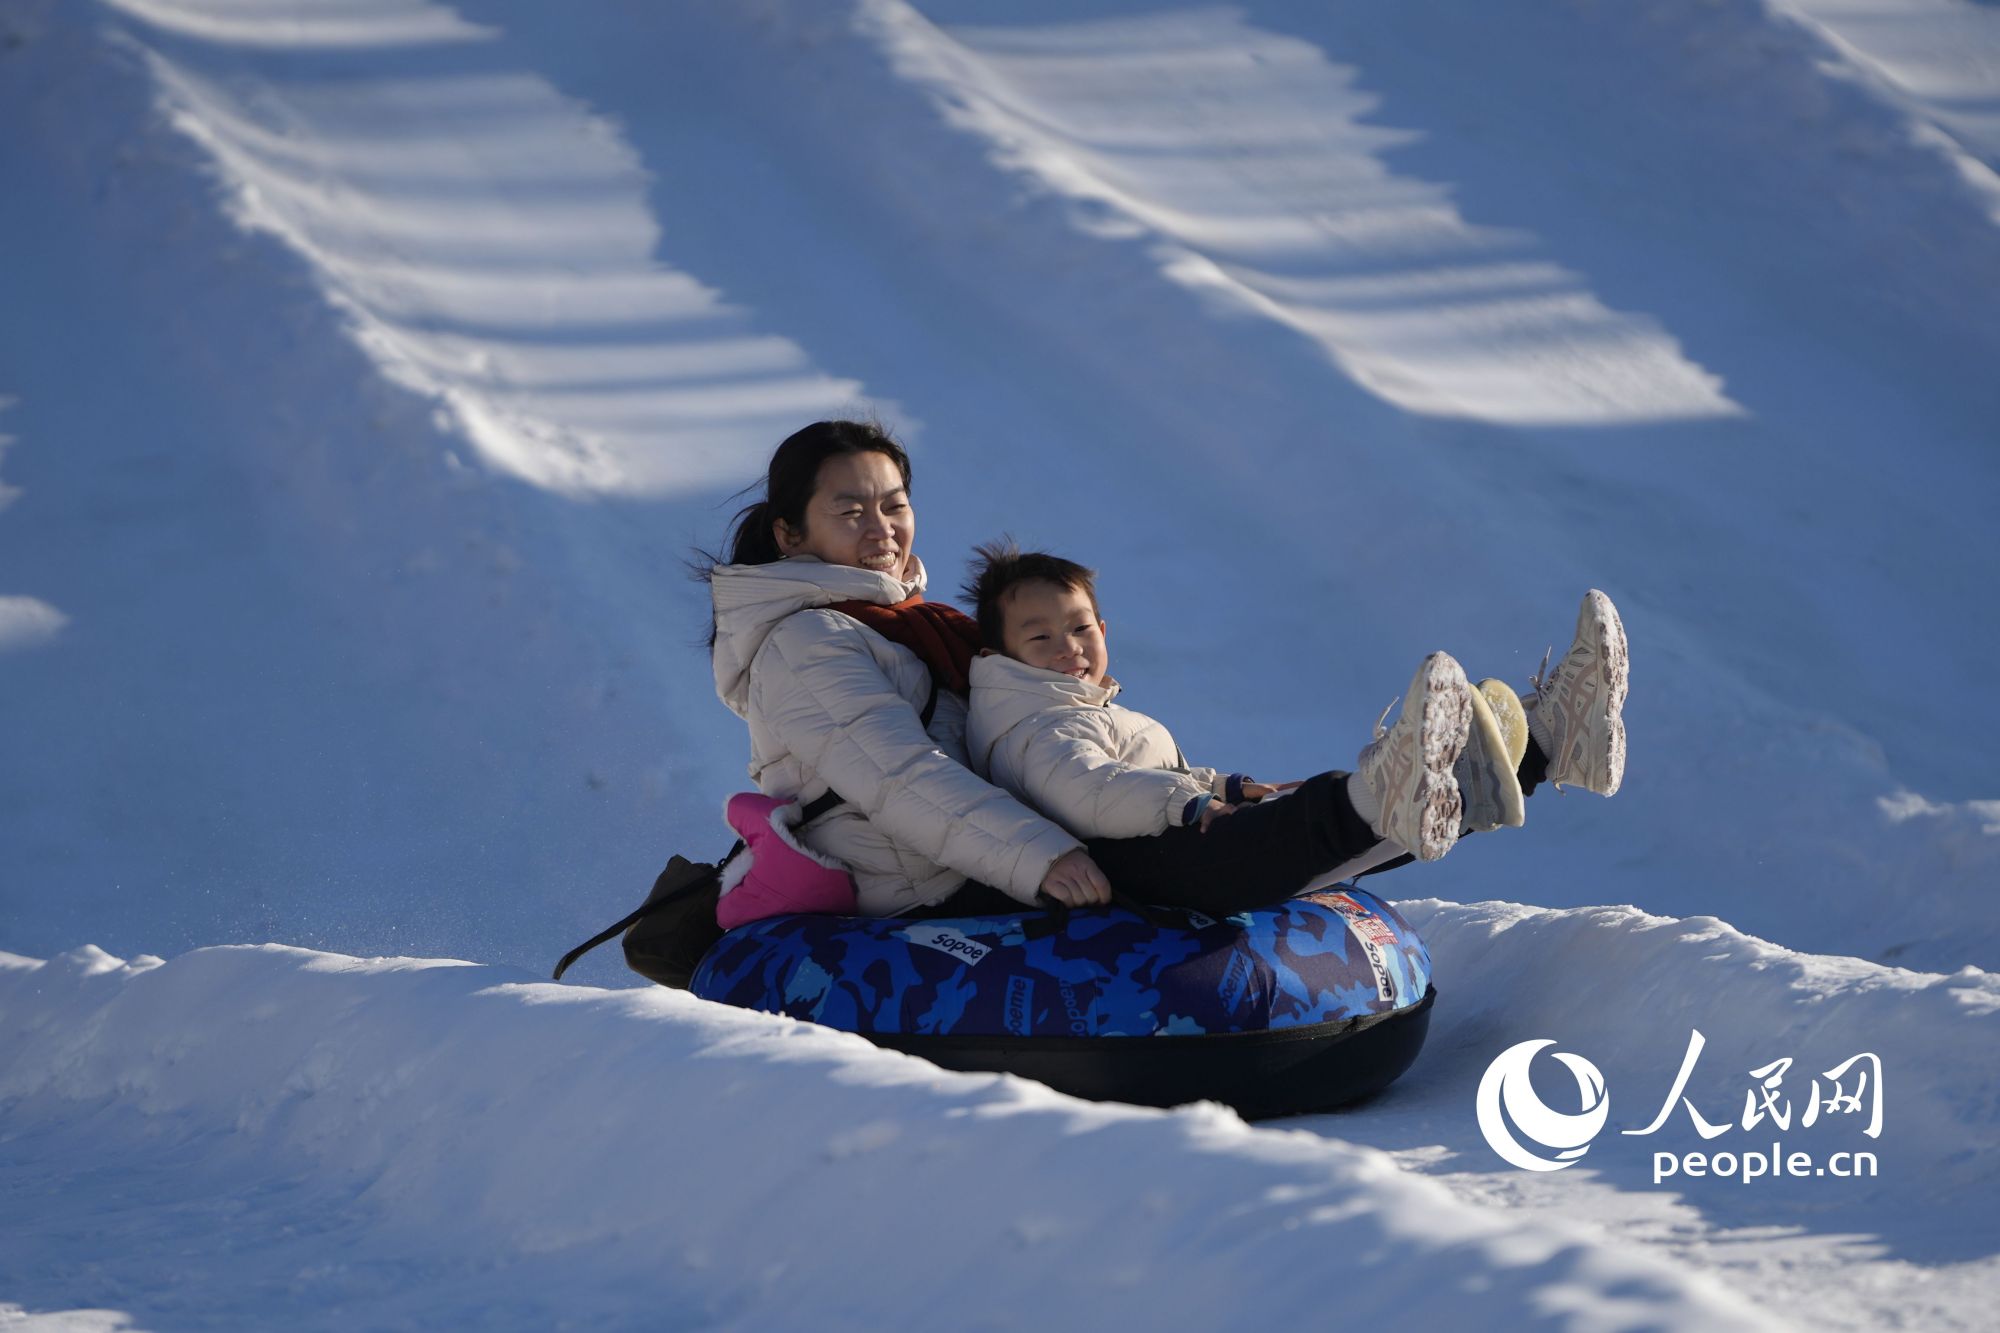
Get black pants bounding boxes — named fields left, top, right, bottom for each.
left=914, top=769, right=1377, bottom=918
left=924, top=741, right=1552, bottom=918
left=1081, top=769, right=1381, bottom=915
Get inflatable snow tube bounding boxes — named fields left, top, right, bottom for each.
left=688, top=886, right=1434, bottom=1119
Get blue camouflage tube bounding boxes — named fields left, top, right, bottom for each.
left=689, top=886, right=1435, bottom=1115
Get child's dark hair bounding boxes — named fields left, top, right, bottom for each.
left=962, top=538, right=1098, bottom=649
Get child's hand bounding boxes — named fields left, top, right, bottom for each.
left=1040, top=848, right=1112, bottom=906
left=1199, top=801, right=1237, bottom=831
left=1240, top=780, right=1304, bottom=801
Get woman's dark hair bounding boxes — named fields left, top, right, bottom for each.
left=696, top=420, right=913, bottom=647
left=706, top=419, right=913, bottom=570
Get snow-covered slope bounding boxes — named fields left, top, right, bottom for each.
left=6, top=0, right=1996, bottom=977
left=3, top=0, right=1997, bottom=1327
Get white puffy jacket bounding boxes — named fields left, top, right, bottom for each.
left=711, top=555, right=1080, bottom=913
left=966, top=653, right=1238, bottom=840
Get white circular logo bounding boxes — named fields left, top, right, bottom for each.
left=1476, top=1039, right=1610, bottom=1171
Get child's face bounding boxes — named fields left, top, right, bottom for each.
left=999, top=580, right=1108, bottom=686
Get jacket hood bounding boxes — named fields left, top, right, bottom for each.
left=711, top=555, right=930, bottom=715
left=967, top=652, right=1122, bottom=770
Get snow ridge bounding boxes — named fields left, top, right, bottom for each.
left=0, top=944, right=1777, bottom=1331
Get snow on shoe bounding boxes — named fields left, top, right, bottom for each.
left=1459, top=678, right=1528, bottom=833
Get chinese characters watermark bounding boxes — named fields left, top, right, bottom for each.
left=1476, top=1029, right=1883, bottom=1182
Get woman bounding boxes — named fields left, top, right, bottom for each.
left=705, top=420, right=1112, bottom=913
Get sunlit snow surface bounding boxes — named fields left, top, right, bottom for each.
left=108, top=0, right=860, bottom=496
left=870, top=4, right=1745, bottom=426
left=2, top=0, right=1998, bottom=1327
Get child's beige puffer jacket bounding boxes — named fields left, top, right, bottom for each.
left=966, top=653, right=1235, bottom=841
left=711, top=556, right=1079, bottom=913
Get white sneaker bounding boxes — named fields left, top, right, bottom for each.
left=1459, top=678, right=1528, bottom=832
left=1355, top=652, right=1474, bottom=861
left=1525, top=589, right=1629, bottom=796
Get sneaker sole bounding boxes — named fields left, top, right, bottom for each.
left=1461, top=680, right=1527, bottom=832
left=1578, top=590, right=1628, bottom=795
left=1377, top=652, right=1472, bottom=861
left=1539, top=590, right=1629, bottom=796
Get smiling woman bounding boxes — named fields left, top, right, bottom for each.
left=705, top=421, right=914, bottom=575
left=699, top=420, right=1106, bottom=918
left=773, top=450, right=916, bottom=579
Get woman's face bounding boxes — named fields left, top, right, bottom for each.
left=775, top=450, right=915, bottom=581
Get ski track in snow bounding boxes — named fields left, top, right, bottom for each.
left=1774, top=0, right=2000, bottom=188
left=103, top=0, right=864, bottom=498
left=868, top=2, right=1747, bottom=429
left=3, top=0, right=1999, bottom=1326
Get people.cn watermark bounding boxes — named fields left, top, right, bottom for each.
left=1476, top=1029, right=1882, bottom=1184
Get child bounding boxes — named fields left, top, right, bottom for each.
left=962, top=541, right=1626, bottom=914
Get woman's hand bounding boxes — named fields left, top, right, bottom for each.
left=1198, top=801, right=1236, bottom=832
left=1239, top=780, right=1304, bottom=801
left=1039, top=848, right=1112, bottom=907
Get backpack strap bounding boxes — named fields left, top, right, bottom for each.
left=551, top=788, right=853, bottom=981
left=552, top=851, right=735, bottom=981
left=796, top=787, right=845, bottom=824
left=551, top=899, right=685, bottom=981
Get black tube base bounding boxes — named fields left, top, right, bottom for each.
left=869, top=986, right=1435, bottom=1121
